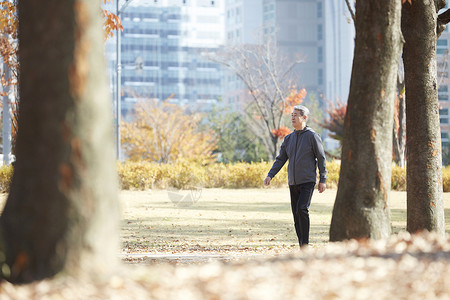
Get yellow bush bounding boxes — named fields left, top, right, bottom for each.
left=0, top=164, right=13, bottom=193
left=391, top=164, right=407, bottom=191
left=119, top=160, right=450, bottom=192
left=117, top=161, right=159, bottom=190
left=117, top=160, right=325, bottom=190
left=443, top=166, right=450, bottom=192
left=0, top=160, right=447, bottom=192
left=325, top=160, right=340, bottom=189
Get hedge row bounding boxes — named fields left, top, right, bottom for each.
left=117, top=160, right=409, bottom=191
left=0, top=161, right=449, bottom=192
left=117, top=160, right=289, bottom=190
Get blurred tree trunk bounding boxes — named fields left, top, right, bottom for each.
left=393, top=69, right=406, bottom=168
left=330, top=1, right=403, bottom=241
left=0, top=0, right=119, bottom=283
left=402, top=0, right=445, bottom=234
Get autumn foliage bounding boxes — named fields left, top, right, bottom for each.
left=271, top=126, right=291, bottom=140
left=103, top=0, right=123, bottom=40
left=283, top=88, right=307, bottom=114
left=121, top=100, right=217, bottom=164
left=322, top=100, right=347, bottom=143
left=269, top=88, right=307, bottom=140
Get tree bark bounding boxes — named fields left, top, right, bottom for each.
left=330, top=1, right=403, bottom=241
left=393, top=70, right=406, bottom=168
left=402, top=0, right=445, bottom=234
left=0, top=0, right=119, bottom=283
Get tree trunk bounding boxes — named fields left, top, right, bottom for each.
left=330, top=1, right=403, bottom=241
left=0, top=0, right=119, bottom=283
left=402, top=0, right=445, bottom=234
left=393, top=71, right=406, bottom=168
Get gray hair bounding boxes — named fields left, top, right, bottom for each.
left=293, top=105, right=310, bottom=117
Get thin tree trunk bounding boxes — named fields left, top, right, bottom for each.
left=0, top=0, right=119, bottom=283
left=402, top=0, right=445, bottom=234
left=330, top=1, right=403, bottom=241
left=393, top=71, right=406, bottom=168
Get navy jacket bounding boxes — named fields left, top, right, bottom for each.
left=267, top=126, right=327, bottom=185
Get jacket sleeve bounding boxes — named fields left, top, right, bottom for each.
left=267, top=137, right=288, bottom=179
left=312, top=133, right=327, bottom=183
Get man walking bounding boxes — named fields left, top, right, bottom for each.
left=264, top=105, right=327, bottom=247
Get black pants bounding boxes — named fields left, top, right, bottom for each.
left=289, top=182, right=315, bottom=246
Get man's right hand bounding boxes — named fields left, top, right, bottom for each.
left=264, top=176, right=271, bottom=186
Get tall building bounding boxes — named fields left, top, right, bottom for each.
left=224, top=0, right=354, bottom=150
left=223, top=0, right=263, bottom=110
left=438, top=26, right=450, bottom=151
left=226, top=0, right=263, bottom=45
left=261, top=0, right=354, bottom=101
left=323, top=0, right=354, bottom=103
left=107, top=0, right=226, bottom=119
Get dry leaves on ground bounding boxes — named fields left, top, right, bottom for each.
left=1, top=231, right=450, bottom=300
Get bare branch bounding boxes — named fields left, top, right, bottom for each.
left=345, top=0, right=356, bottom=24
left=438, top=8, right=450, bottom=37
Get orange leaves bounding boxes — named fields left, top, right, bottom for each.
left=101, top=0, right=122, bottom=40
left=322, top=99, right=347, bottom=142
left=0, top=1, right=17, bottom=35
left=283, top=88, right=307, bottom=114
left=103, top=10, right=123, bottom=40
left=271, top=126, right=291, bottom=140
left=121, top=99, right=217, bottom=163
left=402, top=0, right=413, bottom=4
left=0, top=1, right=18, bottom=67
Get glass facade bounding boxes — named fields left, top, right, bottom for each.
left=110, top=3, right=224, bottom=119
left=438, top=24, right=450, bottom=160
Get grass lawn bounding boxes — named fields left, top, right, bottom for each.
left=120, top=188, right=450, bottom=256
left=1, top=188, right=449, bottom=256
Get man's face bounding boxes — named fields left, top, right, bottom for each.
left=291, top=109, right=306, bottom=129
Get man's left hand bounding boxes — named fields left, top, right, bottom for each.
left=318, top=182, right=326, bottom=193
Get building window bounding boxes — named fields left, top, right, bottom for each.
left=318, top=69, right=323, bottom=85
left=439, top=84, right=449, bottom=101
left=317, top=24, right=323, bottom=40
left=318, top=47, right=323, bottom=63
left=440, top=108, right=449, bottom=124
left=438, top=39, right=448, bottom=46
left=439, top=93, right=449, bottom=101
left=442, top=132, right=449, bottom=153
left=317, top=2, right=323, bottom=18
